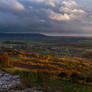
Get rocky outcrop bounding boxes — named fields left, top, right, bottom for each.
left=0, top=72, right=20, bottom=92
left=0, top=72, right=44, bottom=92
left=9, top=89, right=44, bottom=92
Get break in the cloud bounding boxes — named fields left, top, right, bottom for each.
left=0, top=0, right=91, bottom=36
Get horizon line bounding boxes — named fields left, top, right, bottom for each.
left=0, top=32, right=92, bottom=37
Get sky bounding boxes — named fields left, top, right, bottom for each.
left=0, top=0, right=92, bottom=36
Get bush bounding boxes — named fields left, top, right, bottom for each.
left=0, top=52, right=10, bottom=67
left=58, top=72, right=68, bottom=78
left=86, top=77, right=92, bottom=83
left=70, top=72, right=85, bottom=82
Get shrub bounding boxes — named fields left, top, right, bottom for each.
left=58, top=72, right=68, bottom=78
left=86, top=77, right=92, bottom=83
left=70, top=73, right=78, bottom=82
left=0, top=52, right=10, bottom=67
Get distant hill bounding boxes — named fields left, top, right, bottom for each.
left=0, top=33, right=47, bottom=40
left=0, top=33, right=91, bottom=42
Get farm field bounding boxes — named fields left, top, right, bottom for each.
left=1, top=38, right=92, bottom=92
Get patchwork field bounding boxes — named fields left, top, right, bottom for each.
left=1, top=38, right=92, bottom=92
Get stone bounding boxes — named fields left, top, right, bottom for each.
left=0, top=72, right=20, bottom=91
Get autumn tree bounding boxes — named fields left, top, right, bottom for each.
left=31, top=53, right=40, bottom=58
left=58, top=72, right=68, bottom=78
left=45, top=55, right=50, bottom=62
left=0, top=52, right=10, bottom=67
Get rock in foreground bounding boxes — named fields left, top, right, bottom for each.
left=0, top=72, right=20, bottom=91
left=0, top=72, right=44, bottom=92
left=10, top=89, right=44, bottom=92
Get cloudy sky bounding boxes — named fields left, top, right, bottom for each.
left=0, top=0, right=92, bottom=36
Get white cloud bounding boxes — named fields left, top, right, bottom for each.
left=48, top=10, right=70, bottom=21
left=60, top=0, right=85, bottom=14
left=52, top=0, right=86, bottom=21
left=60, top=7, right=85, bottom=14
left=12, top=0, right=24, bottom=10
left=0, top=0, right=24, bottom=10
left=48, top=0, right=86, bottom=21
left=62, top=0, right=78, bottom=8
left=29, top=0, right=44, bottom=3
left=46, top=0, right=56, bottom=7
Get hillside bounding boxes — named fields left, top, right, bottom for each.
left=0, top=48, right=92, bottom=92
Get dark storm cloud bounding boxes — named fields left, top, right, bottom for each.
left=0, top=0, right=91, bottom=36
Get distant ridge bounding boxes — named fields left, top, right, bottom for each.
left=0, top=32, right=91, bottom=42
left=0, top=33, right=47, bottom=40
left=0, top=32, right=46, bottom=36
